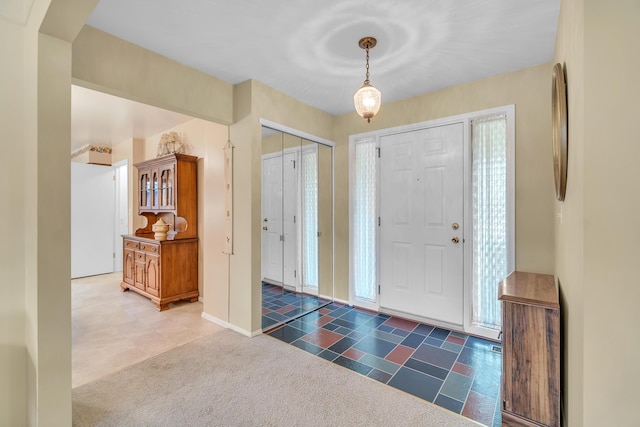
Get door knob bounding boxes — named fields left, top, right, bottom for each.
left=263, top=217, right=268, bottom=222
left=262, top=226, right=268, bottom=231
left=451, top=237, right=460, bottom=244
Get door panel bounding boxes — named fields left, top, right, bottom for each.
left=71, top=162, right=115, bottom=278
left=145, top=254, right=160, bottom=296
left=114, top=162, right=129, bottom=272
left=123, top=249, right=135, bottom=285
left=380, top=123, right=464, bottom=325
left=391, top=243, right=410, bottom=290
left=261, top=155, right=283, bottom=283
left=134, top=257, right=146, bottom=291
left=261, top=152, right=297, bottom=287
left=424, top=244, right=445, bottom=295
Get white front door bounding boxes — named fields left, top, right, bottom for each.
left=261, top=152, right=297, bottom=287
left=379, top=123, right=464, bottom=325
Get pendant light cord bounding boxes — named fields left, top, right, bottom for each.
left=364, top=45, right=371, bottom=85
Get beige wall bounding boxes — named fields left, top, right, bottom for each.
left=228, top=82, right=258, bottom=333
left=1, top=0, right=101, bottom=425
left=71, top=26, right=239, bottom=329
left=199, top=124, right=231, bottom=320
left=2, top=8, right=234, bottom=424
left=0, top=12, right=27, bottom=427
left=30, top=31, right=73, bottom=426
left=583, top=4, right=640, bottom=423
left=111, top=137, right=136, bottom=234
left=72, top=26, right=233, bottom=125
left=555, top=0, right=640, bottom=426
left=553, top=0, right=585, bottom=425
left=142, top=119, right=229, bottom=315
left=333, top=63, right=555, bottom=300
left=229, top=80, right=334, bottom=333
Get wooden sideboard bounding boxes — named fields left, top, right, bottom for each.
left=121, top=153, right=199, bottom=310
left=498, top=271, right=561, bottom=427
left=121, top=236, right=198, bottom=311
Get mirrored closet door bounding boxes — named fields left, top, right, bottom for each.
left=260, top=126, right=334, bottom=330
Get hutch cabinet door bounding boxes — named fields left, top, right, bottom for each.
left=158, top=164, right=176, bottom=210
left=145, top=254, right=160, bottom=296
left=138, top=169, right=152, bottom=211
left=123, top=249, right=135, bottom=285
left=151, top=169, right=159, bottom=210
left=134, top=253, right=146, bottom=291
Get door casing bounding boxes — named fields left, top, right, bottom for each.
left=349, top=106, right=515, bottom=339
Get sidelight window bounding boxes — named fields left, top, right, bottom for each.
left=351, top=137, right=378, bottom=303
left=301, top=147, right=318, bottom=288
left=471, top=114, right=513, bottom=330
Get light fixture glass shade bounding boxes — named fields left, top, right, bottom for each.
left=353, top=83, right=382, bottom=122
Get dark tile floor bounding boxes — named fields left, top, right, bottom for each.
left=261, top=282, right=331, bottom=329
left=266, top=301, right=502, bottom=427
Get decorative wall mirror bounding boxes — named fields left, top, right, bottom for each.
left=260, top=124, right=334, bottom=330
left=551, top=62, right=568, bottom=201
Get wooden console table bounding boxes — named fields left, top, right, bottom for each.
left=498, top=271, right=560, bottom=427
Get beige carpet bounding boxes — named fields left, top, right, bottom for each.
left=73, top=329, right=481, bottom=426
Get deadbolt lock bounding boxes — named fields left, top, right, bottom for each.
left=451, top=237, right=460, bottom=244
left=263, top=217, right=268, bottom=222
left=452, top=222, right=459, bottom=230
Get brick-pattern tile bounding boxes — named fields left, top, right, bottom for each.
left=385, top=345, right=415, bottom=365
left=265, top=295, right=501, bottom=427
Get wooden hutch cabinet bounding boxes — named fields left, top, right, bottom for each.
left=121, top=153, right=199, bottom=311
left=498, top=271, right=561, bottom=427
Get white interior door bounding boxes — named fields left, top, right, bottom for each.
left=71, top=162, right=116, bottom=279
left=113, top=161, right=128, bottom=272
left=261, top=152, right=297, bottom=287
left=379, top=123, right=464, bottom=325
left=262, top=155, right=284, bottom=283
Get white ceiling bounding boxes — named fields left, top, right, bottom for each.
left=73, top=0, right=560, bottom=150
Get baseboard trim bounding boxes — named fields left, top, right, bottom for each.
left=201, top=312, right=230, bottom=329
left=228, top=323, right=263, bottom=338
left=201, top=312, right=262, bottom=337
left=332, top=296, right=350, bottom=306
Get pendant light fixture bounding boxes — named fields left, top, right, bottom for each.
left=353, top=37, right=381, bottom=123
